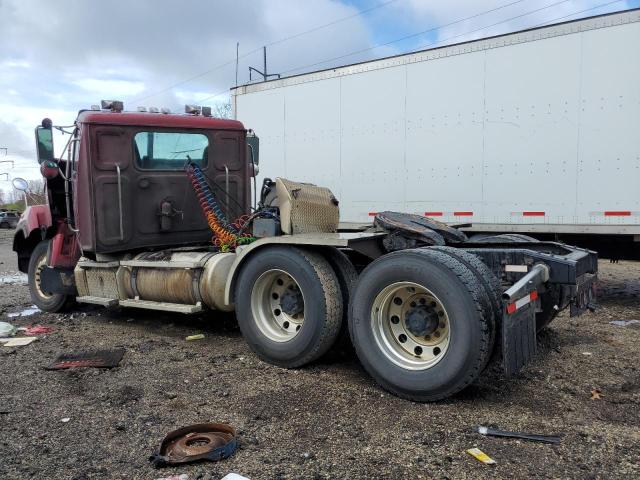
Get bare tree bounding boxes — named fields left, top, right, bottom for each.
left=26, top=179, right=47, bottom=205
left=213, top=102, right=232, bottom=119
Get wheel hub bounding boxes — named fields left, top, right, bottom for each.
left=251, top=269, right=305, bottom=343
left=404, top=305, right=439, bottom=337
left=370, top=282, right=451, bottom=370
left=279, top=287, right=304, bottom=316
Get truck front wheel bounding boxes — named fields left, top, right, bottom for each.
left=349, top=248, right=493, bottom=401
left=28, top=240, right=72, bottom=313
left=234, top=246, right=343, bottom=368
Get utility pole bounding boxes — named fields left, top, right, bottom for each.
left=249, top=46, right=281, bottom=82
left=235, top=42, right=239, bottom=87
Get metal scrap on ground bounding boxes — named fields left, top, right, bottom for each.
left=477, top=425, right=561, bottom=444
left=149, top=423, right=237, bottom=468
left=46, top=348, right=126, bottom=369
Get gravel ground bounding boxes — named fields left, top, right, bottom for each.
left=0, top=228, right=639, bottom=480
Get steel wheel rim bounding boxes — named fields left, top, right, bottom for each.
left=371, top=282, right=450, bottom=370
left=251, top=269, right=305, bottom=342
left=34, top=252, right=52, bottom=299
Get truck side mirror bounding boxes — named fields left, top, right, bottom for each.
left=35, top=118, right=54, bottom=164
left=12, top=177, right=29, bottom=191
left=247, top=131, right=259, bottom=165
left=247, top=131, right=259, bottom=177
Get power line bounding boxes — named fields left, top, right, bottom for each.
left=280, top=0, right=571, bottom=76
left=281, top=0, right=628, bottom=77
left=414, top=0, right=626, bottom=52
left=183, top=0, right=529, bottom=105
left=532, top=0, right=625, bottom=27
left=130, top=0, right=401, bottom=104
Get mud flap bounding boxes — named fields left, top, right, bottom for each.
left=502, top=300, right=537, bottom=377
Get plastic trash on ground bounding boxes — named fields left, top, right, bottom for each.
left=2, top=337, right=36, bottom=347
left=186, top=334, right=205, bottom=341
left=0, top=322, right=17, bottom=338
left=466, top=447, right=496, bottom=465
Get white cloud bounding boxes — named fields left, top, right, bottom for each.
left=73, top=78, right=146, bottom=97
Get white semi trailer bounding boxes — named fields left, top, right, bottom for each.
left=233, top=8, right=640, bottom=258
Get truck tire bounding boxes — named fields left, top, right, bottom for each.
left=467, top=234, right=560, bottom=331
left=28, top=240, right=72, bottom=313
left=1, top=222, right=8, bottom=229
left=321, top=247, right=359, bottom=351
left=235, top=246, right=342, bottom=368
left=428, top=246, right=501, bottom=369
left=349, top=248, right=493, bottom=402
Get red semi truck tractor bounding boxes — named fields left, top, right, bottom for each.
left=13, top=101, right=597, bottom=401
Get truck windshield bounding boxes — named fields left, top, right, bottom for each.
left=133, top=132, right=209, bottom=170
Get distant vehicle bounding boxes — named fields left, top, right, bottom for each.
left=233, top=8, right=640, bottom=259
left=0, top=211, right=19, bottom=229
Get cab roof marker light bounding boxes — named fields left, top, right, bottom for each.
left=161, top=108, right=171, bottom=114
left=101, top=100, right=124, bottom=112
left=149, top=107, right=159, bottom=113
left=185, top=105, right=201, bottom=115
left=137, top=106, right=148, bottom=112
left=90, top=105, right=100, bottom=111
left=201, top=106, right=212, bottom=117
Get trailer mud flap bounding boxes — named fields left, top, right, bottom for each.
left=570, top=273, right=597, bottom=317
left=502, top=300, right=537, bottom=377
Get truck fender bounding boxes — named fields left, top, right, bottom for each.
left=13, top=205, right=53, bottom=273
left=223, top=232, right=384, bottom=305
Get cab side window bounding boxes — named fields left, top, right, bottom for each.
left=133, top=132, right=209, bottom=170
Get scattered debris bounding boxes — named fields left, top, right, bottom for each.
left=23, top=325, right=54, bottom=336
left=581, top=351, right=593, bottom=356
left=150, top=423, right=237, bottom=468
left=0, top=321, right=17, bottom=337
left=466, top=447, right=496, bottom=465
left=591, top=389, right=603, bottom=400
left=2, top=337, right=36, bottom=347
left=609, top=319, right=640, bottom=326
left=154, top=475, right=189, bottom=480
left=186, top=334, right=205, bottom=341
left=0, top=272, right=28, bottom=285
left=221, top=474, right=250, bottom=480
left=46, top=349, right=125, bottom=370
left=61, top=417, right=71, bottom=423
left=8, top=305, right=40, bottom=318
left=477, top=426, right=561, bottom=444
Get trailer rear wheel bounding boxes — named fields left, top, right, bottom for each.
left=349, top=248, right=492, bottom=401
left=28, top=240, right=72, bottom=313
left=235, top=246, right=342, bottom=368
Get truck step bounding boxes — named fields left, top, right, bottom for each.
left=118, top=299, right=203, bottom=314
left=76, top=296, right=119, bottom=307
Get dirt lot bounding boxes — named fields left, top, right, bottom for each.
left=0, top=228, right=639, bottom=480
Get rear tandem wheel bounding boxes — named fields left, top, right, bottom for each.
left=349, top=248, right=494, bottom=402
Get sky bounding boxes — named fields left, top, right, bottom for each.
left=0, top=0, right=638, bottom=189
